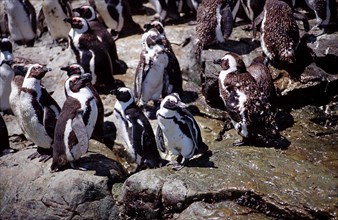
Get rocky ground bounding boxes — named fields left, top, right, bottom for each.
left=1, top=1, right=338, bottom=219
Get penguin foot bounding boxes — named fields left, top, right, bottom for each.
left=166, top=161, right=185, bottom=171
left=28, top=147, right=52, bottom=162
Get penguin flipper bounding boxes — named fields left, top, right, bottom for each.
left=134, top=53, right=146, bottom=103
left=43, top=106, right=58, bottom=139
left=181, top=108, right=202, bottom=150
left=155, top=126, right=166, bottom=153
left=71, top=111, right=89, bottom=155
left=220, top=3, right=234, bottom=40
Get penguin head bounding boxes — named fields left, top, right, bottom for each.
left=73, top=6, right=96, bottom=21
left=68, top=73, right=92, bottom=93
left=161, top=93, right=185, bottom=110
left=27, top=64, right=51, bottom=80
left=0, top=38, right=13, bottom=53
left=112, top=87, right=134, bottom=103
left=61, top=63, right=85, bottom=77
left=142, top=29, right=164, bottom=50
left=213, top=52, right=246, bottom=73
left=64, top=17, right=89, bottom=33
left=144, top=21, right=165, bottom=35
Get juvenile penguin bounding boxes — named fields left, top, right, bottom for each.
left=73, top=5, right=128, bottom=75
left=195, top=0, right=240, bottom=60
left=112, top=87, right=164, bottom=171
left=4, top=0, right=36, bottom=46
left=134, top=28, right=169, bottom=116
left=20, top=64, right=61, bottom=161
left=41, top=0, right=72, bottom=43
left=51, top=73, right=98, bottom=171
left=156, top=93, right=208, bottom=170
left=64, top=17, right=117, bottom=92
left=260, top=0, right=299, bottom=65
left=60, top=63, right=104, bottom=141
left=214, top=52, right=279, bottom=146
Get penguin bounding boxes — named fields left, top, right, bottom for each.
left=194, top=0, right=240, bottom=61
left=40, top=0, right=73, bottom=43
left=134, top=28, right=169, bottom=117
left=19, top=64, right=61, bottom=161
left=4, top=0, right=36, bottom=47
left=0, top=113, right=14, bottom=156
left=0, top=38, right=14, bottom=114
left=240, top=0, right=265, bottom=37
left=51, top=73, right=98, bottom=172
left=213, top=52, right=279, bottom=146
left=64, top=17, right=117, bottom=93
left=143, top=20, right=183, bottom=96
left=260, top=0, right=299, bottom=65
left=149, top=0, right=181, bottom=22
left=89, top=0, right=142, bottom=39
left=112, top=87, right=164, bottom=171
left=156, top=93, right=208, bottom=170
left=73, top=5, right=128, bottom=75
left=60, top=63, right=104, bottom=142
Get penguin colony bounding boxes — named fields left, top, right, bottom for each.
left=0, top=0, right=336, bottom=172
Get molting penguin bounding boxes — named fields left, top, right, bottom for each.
left=260, top=0, right=300, bottom=65
left=73, top=5, right=128, bottom=75
left=195, top=0, right=240, bottom=61
left=134, top=28, right=169, bottom=117
left=156, top=93, right=208, bottom=170
left=19, top=64, right=61, bottom=161
left=64, top=17, right=117, bottom=93
left=40, top=0, right=73, bottom=43
left=51, top=73, right=98, bottom=172
left=214, top=52, right=279, bottom=146
left=61, top=63, right=104, bottom=142
left=112, top=87, right=164, bottom=171
left=4, top=0, right=36, bottom=46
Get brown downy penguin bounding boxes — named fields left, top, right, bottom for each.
left=51, top=73, right=98, bottom=172
left=73, top=5, right=128, bottom=75
left=60, top=63, right=104, bottom=142
left=19, top=64, right=61, bottom=161
left=214, top=52, right=279, bottom=146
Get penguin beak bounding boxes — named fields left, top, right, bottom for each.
left=213, top=59, right=222, bottom=65
left=60, top=66, right=70, bottom=72
left=80, top=73, right=92, bottom=83
left=72, top=8, right=82, bottom=14
left=143, top=23, right=152, bottom=31
left=41, top=66, right=51, bottom=73
left=63, top=18, right=73, bottom=24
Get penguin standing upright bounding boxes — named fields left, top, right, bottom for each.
left=240, top=0, right=266, bottom=36
left=51, top=73, right=98, bottom=172
left=19, top=64, right=61, bottom=161
left=60, top=63, right=104, bottom=141
left=213, top=52, right=279, bottom=146
left=134, top=28, right=169, bottom=117
left=40, top=0, right=73, bottom=43
left=4, top=0, right=36, bottom=46
left=112, top=87, right=164, bottom=171
left=73, top=5, right=128, bottom=75
left=156, top=93, right=208, bottom=170
left=149, top=0, right=181, bottom=22
left=0, top=38, right=14, bottom=114
left=260, top=0, right=299, bottom=65
left=64, top=17, right=117, bottom=92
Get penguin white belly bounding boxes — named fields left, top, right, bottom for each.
left=260, top=10, right=273, bottom=60
left=95, top=0, right=119, bottom=30
left=158, top=117, right=195, bottom=158
left=64, top=119, right=82, bottom=161
left=5, top=1, right=35, bottom=42
left=0, top=65, right=14, bottom=111
left=19, top=93, right=52, bottom=148
left=42, top=1, right=71, bottom=39
left=141, top=53, right=168, bottom=103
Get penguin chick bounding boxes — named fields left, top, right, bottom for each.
left=214, top=52, right=279, bottom=146
left=60, top=63, right=104, bottom=142
left=112, top=87, right=164, bottom=171
left=156, top=93, right=208, bottom=170
left=51, top=73, right=98, bottom=172
left=261, top=0, right=299, bottom=65
left=73, top=5, right=128, bottom=75
left=20, top=64, right=61, bottom=161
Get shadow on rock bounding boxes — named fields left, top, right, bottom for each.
left=185, top=150, right=217, bottom=169
left=208, top=38, right=261, bottom=56
left=181, top=90, right=199, bottom=103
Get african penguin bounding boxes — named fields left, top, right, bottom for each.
left=195, top=0, right=240, bottom=61
left=51, top=73, right=98, bottom=172
left=60, top=63, right=104, bottom=142
left=214, top=52, right=279, bottom=146
left=0, top=113, right=14, bottom=156
left=4, top=0, right=36, bottom=46
left=134, top=28, right=169, bottom=117
left=240, top=0, right=265, bottom=37
left=260, top=0, right=300, bottom=65
left=112, top=87, right=164, bottom=171
left=156, top=93, right=208, bottom=170
left=0, top=38, right=14, bottom=114
left=19, top=64, right=61, bottom=161
left=149, top=0, right=181, bottom=22
left=40, top=0, right=73, bottom=43
left=73, top=5, right=128, bottom=75
left=64, top=17, right=117, bottom=93
left=143, top=20, right=183, bottom=96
